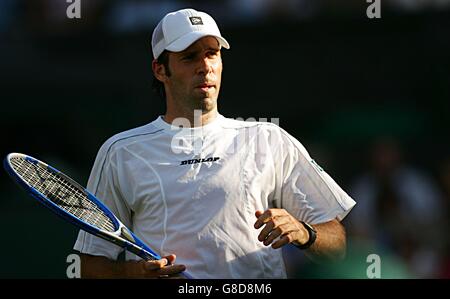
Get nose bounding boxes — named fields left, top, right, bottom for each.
left=197, top=56, right=213, bottom=75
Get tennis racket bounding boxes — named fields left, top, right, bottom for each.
left=4, top=153, right=192, bottom=279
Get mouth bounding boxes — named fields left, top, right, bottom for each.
left=195, top=83, right=215, bottom=92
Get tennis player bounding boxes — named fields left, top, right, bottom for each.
left=74, top=8, right=356, bottom=279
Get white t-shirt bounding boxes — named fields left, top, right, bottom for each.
left=74, top=114, right=356, bottom=278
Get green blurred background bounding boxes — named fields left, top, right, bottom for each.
left=1, top=0, right=449, bottom=278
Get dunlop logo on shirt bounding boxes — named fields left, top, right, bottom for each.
left=180, top=157, right=220, bottom=165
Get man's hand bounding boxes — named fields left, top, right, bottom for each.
left=254, top=209, right=347, bottom=262
left=254, top=209, right=309, bottom=249
left=80, top=253, right=187, bottom=279
left=130, top=254, right=187, bottom=279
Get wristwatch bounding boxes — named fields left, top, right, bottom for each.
left=294, top=221, right=317, bottom=250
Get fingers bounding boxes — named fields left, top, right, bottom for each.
left=142, top=254, right=186, bottom=278
left=263, top=224, right=293, bottom=246
left=255, top=210, right=263, bottom=218
left=258, top=221, right=274, bottom=242
left=254, top=210, right=269, bottom=229
left=271, top=234, right=293, bottom=249
left=255, top=209, right=288, bottom=240
left=165, top=254, right=177, bottom=265
left=254, top=209, right=301, bottom=249
left=254, top=209, right=284, bottom=229
left=144, top=258, right=169, bottom=270
left=144, top=254, right=177, bottom=270
left=155, top=264, right=186, bottom=276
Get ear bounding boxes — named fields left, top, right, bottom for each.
left=152, top=59, right=168, bottom=82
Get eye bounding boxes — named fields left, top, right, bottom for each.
left=207, top=50, right=219, bottom=58
left=182, top=53, right=195, bottom=61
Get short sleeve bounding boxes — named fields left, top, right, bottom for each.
left=73, top=142, right=132, bottom=260
left=272, top=128, right=356, bottom=225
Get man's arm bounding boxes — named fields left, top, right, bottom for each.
left=254, top=209, right=346, bottom=263
left=80, top=253, right=186, bottom=278
left=301, top=218, right=346, bottom=263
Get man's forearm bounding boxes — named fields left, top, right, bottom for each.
left=303, top=219, right=346, bottom=263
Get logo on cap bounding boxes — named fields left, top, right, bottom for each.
left=189, top=16, right=203, bottom=25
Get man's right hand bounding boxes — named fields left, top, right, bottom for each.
left=80, top=253, right=187, bottom=279
left=128, top=254, right=187, bottom=278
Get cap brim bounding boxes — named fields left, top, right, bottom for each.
left=165, top=31, right=230, bottom=53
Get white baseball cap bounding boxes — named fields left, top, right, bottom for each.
left=151, top=8, right=230, bottom=59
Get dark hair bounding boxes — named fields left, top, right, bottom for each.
left=152, top=50, right=171, bottom=99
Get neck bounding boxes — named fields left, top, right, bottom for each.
left=164, top=107, right=218, bottom=127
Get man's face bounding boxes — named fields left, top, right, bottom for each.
left=164, top=36, right=223, bottom=112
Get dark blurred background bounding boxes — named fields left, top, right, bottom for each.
left=1, top=0, right=449, bottom=278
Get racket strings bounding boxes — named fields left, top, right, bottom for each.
left=10, top=157, right=116, bottom=232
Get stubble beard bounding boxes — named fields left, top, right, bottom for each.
left=187, top=88, right=218, bottom=113
left=195, top=97, right=216, bottom=113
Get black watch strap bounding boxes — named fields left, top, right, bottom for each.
left=295, top=221, right=317, bottom=250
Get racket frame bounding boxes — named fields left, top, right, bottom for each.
left=3, top=153, right=163, bottom=262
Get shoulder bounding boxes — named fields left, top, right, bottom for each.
left=219, top=116, right=309, bottom=154
left=96, top=121, right=163, bottom=160
left=220, top=116, right=308, bottom=148
left=220, top=116, right=283, bottom=134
